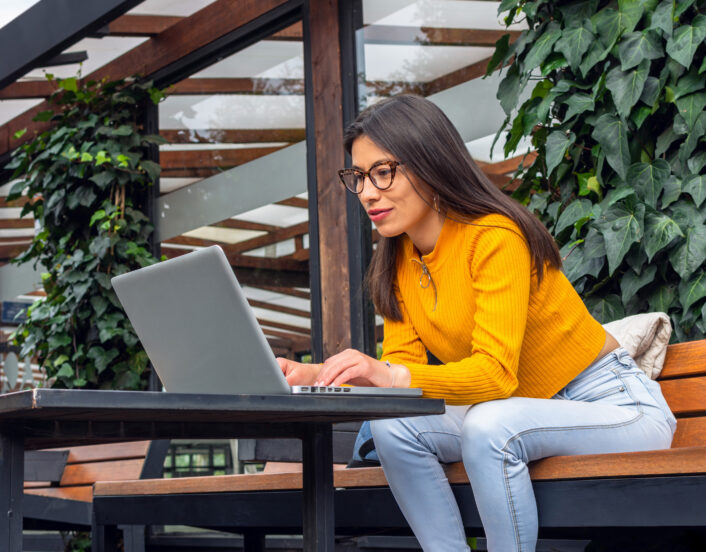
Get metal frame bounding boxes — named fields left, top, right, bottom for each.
left=0, top=0, right=144, bottom=89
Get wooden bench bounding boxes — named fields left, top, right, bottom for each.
left=92, top=340, right=706, bottom=550
left=23, top=440, right=168, bottom=551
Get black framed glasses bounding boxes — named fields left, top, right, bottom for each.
left=338, top=160, right=401, bottom=194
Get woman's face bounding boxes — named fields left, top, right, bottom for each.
left=351, top=136, right=440, bottom=245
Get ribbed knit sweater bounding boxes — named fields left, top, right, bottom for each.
left=380, top=214, right=607, bottom=405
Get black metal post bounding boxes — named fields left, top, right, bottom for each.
left=301, top=423, right=334, bottom=551
left=141, top=98, right=163, bottom=392
left=0, top=430, right=24, bottom=551
left=339, top=0, right=375, bottom=357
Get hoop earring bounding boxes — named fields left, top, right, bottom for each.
left=433, top=193, right=440, bottom=212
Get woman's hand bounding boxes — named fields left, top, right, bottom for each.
left=315, top=349, right=411, bottom=388
left=276, top=358, right=321, bottom=386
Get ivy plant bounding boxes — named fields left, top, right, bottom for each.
left=4, top=76, right=165, bottom=389
left=491, top=0, right=706, bottom=341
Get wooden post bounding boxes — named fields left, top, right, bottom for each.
left=303, top=0, right=351, bottom=360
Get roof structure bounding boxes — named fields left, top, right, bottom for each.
left=0, top=0, right=531, bottom=361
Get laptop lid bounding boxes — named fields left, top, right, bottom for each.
left=111, top=246, right=291, bottom=395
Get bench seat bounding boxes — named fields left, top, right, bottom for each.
left=92, top=340, right=706, bottom=547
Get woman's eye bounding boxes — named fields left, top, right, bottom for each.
left=375, top=168, right=391, bottom=178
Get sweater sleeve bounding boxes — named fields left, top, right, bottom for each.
left=400, top=226, right=531, bottom=405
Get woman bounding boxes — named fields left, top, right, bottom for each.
left=277, top=95, right=676, bottom=551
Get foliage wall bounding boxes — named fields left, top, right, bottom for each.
left=5, top=77, right=164, bottom=389
left=491, top=0, right=706, bottom=341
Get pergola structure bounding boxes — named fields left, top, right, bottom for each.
left=0, top=0, right=529, bottom=373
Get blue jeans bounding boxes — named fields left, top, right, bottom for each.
left=370, top=348, right=677, bottom=552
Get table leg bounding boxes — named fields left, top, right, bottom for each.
left=0, top=431, right=23, bottom=552
left=301, top=423, right=334, bottom=552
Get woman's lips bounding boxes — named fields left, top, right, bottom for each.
left=368, top=208, right=392, bottom=222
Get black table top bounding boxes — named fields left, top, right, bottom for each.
left=0, top=389, right=445, bottom=449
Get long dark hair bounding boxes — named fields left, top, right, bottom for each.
left=344, top=95, right=561, bottom=321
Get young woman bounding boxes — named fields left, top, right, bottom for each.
left=277, top=95, right=676, bottom=552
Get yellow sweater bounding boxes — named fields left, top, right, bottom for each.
left=381, top=214, right=606, bottom=405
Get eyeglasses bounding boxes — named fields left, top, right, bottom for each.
left=338, top=160, right=401, bottom=194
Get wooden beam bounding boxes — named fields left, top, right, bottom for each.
left=423, top=55, right=493, bottom=96
left=257, top=318, right=311, bottom=336
left=249, top=285, right=311, bottom=300
left=261, top=327, right=311, bottom=349
left=160, top=147, right=284, bottom=170
left=224, top=221, right=309, bottom=255
left=475, top=152, right=538, bottom=175
left=306, top=0, right=351, bottom=358
left=248, top=298, right=309, bottom=318
left=275, top=197, right=308, bottom=209
left=270, top=22, right=303, bottom=41
left=0, top=219, right=34, bottom=229
left=161, top=128, right=306, bottom=144
left=363, top=26, right=521, bottom=47
left=0, top=0, right=291, bottom=157
left=0, top=81, right=54, bottom=99
left=168, top=77, right=305, bottom=95
left=0, top=197, right=31, bottom=208
left=212, top=219, right=281, bottom=233
left=163, top=236, right=228, bottom=248
left=107, top=14, right=183, bottom=36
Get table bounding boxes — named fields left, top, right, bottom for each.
left=0, top=388, right=444, bottom=552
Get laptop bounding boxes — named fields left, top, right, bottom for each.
left=111, top=246, right=422, bottom=397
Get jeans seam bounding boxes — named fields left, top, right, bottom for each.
left=500, top=408, right=644, bottom=551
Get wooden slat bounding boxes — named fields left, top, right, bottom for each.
left=659, top=339, right=706, bottom=379
left=60, top=459, right=145, bottom=486
left=257, top=318, right=311, bottom=336
left=0, top=219, right=34, bottom=229
left=660, top=377, right=706, bottom=417
left=250, top=285, right=311, bottom=300
left=25, top=485, right=93, bottom=503
left=248, top=299, right=309, bottom=318
left=160, top=147, right=282, bottom=170
left=476, top=152, right=538, bottom=176
left=423, top=55, right=494, bottom=96
left=276, top=197, right=308, bottom=209
left=168, top=77, right=305, bottom=95
left=48, top=441, right=151, bottom=464
left=363, top=26, right=521, bottom=47
left=161, top=128, right=306, bottom=144
left=213, top=218, right=281, bottom=233
left=224, top=221, right=308, bottom=255
left=671, top=416, right=706, bottom=448
left=0, top=80, right=54, bottom=99
left=94, top=445, right=706, bottom=497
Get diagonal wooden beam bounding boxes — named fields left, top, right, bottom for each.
left=107, top=14, right=183, bottom=36
left=248, top=298, right=309, bottom=318
left=276, top=197, right=308, bottom=208
left=0, top=0, right=291, bottom=156
left=168, top=77, right=305, bottom=95
left=423, top=55, right=494, bottom=96
left=249, top=285, right=311, bottom=300
left=212, top=219, right=281, bottom=233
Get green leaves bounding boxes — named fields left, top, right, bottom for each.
left=592, top=114, right=631, bottom=181
left=605, top=59, right=650, bottom=119
left=555, top=21, right=595, bottom=70
left=494, top=0, right=706, bottom=340
left=2, top=76, right=163, bottom=390
left=595, top=200, right=645, bottom=274
left=545, top=131, right=575, bottom=176
left=619, top=30, right=664, bottom=69
left=666, top=15, right=706, bottom=68
left=626, top=159, right=670, bottom=208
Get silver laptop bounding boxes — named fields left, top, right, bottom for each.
left=111, top=246, right=422, bottom=397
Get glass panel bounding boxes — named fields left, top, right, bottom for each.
left=158, top=21, right=312, bottom=359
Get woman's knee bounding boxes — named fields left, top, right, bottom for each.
left=462, top=400, right=520, bottom=465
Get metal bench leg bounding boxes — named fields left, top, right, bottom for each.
left=121, top=525, right=145, bottom=552
left=243, top=531, right=265, bottom=552
left=91, top=518, right=119, bottom=552
left=0, top=431, right=23, bottom=552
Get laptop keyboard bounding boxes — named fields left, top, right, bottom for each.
left=296, top=386, right=352, bottom=393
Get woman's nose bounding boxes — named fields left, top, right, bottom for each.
left=358, top=175, right=381, bottom=202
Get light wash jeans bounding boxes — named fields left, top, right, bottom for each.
left=370, top=348, right=677, bottom=552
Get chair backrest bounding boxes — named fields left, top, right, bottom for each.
left=657, top=339, right=706, bottom=448
left=24, top=440, right=169, bottom=502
